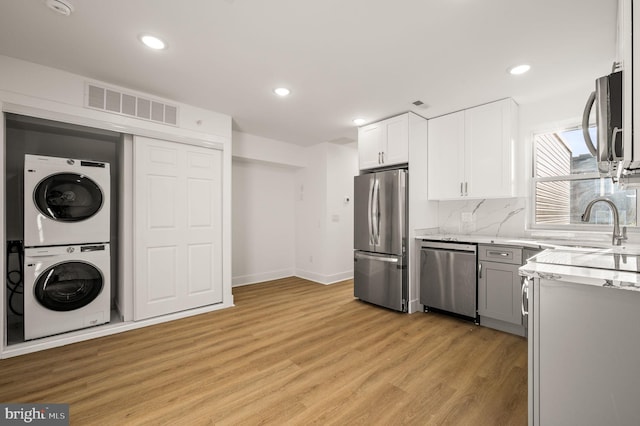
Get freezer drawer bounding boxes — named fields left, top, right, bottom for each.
left=354, top=251, right=406, bottom=312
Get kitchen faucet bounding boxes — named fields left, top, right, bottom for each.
left=581, top=197, right=628, bottom=246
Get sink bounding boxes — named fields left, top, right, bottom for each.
left=538, top=239, right=612, bottom=249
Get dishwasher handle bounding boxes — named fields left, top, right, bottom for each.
left=420, top=240, right=477, bottom=252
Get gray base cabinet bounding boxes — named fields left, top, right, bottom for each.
left=478, top=245, right=525, bottom=336
left=528, top=277, right=640, bottom=425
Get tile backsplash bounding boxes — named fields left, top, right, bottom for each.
left=438, top=198, right=528, bottom=237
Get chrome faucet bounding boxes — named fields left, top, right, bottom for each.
left=581, top=197, right=628, bottom=246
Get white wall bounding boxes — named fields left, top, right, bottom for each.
left=232, top=132, right=358, bottom=286
left=232, top=130, right=307, bottom=168
left=0, top=56, right=231, bottom=141
left=323, top=143, right=358, bottom=282
left=232, top=159, right=296, bottom=286
left=294, top=142, right=357, bottom=284
left=295, top=144, right=328, bottom=282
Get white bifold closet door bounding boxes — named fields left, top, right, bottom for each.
left=134, top=136, right=223, bottom=320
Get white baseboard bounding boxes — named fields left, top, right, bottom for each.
left=233, top=269, right=353, bottom=287
left=232, top=269, right=295, bottom=287
left=294, top=269, right=353, bottom=285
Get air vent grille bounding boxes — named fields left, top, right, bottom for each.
left=85, top=83, right=178, bottom=126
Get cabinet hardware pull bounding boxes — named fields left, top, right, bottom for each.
left=378, top=152, right=381, bottom=164
left=460, top=182, right=463, bottom=196
left=478, top=262, right=482, bottom=278
left=464, top=181, right=468, bottom=196
left=381, top=151, right=385, bottom=163
left=488, top=251, right=509, bottom=257
left=521, top=277, right=529, bottom=316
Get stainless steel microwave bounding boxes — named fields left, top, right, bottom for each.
left=582, top=70, right=623, bottom=177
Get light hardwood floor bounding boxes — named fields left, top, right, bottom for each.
left=0, top=277, right=527, bottom=425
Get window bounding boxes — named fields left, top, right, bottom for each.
left=532, top=127, right=637, bottom=228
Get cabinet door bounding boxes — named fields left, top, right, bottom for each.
left=382, top=114, right=409, bottom=166
left=536, top=278, right=640, bottom=425
left=465, top=100, right=515, bottom=198
left=427, top=111, right=465, bottom=200
left=358, top=122, right=384, bottom=170
left=478, top=261, right=522, bottom=325
left=134, top=136, right=223, bottom=320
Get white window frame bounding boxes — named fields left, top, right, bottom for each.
left=529, top=125, right=638, bottom=232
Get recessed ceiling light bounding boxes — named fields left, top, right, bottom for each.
left=353, top=118, right=367, bottom=126
left=140, top=34, right=167, bottom=50
left=508, top=64, right=531, bottom=75
left=273, top=87, right=291, bottom=97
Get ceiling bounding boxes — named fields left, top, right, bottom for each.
left=0, top=0, right=618, bottom=147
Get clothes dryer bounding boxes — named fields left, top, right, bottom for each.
left=24, top=154, right=110, bottom=247
left=23, top=243, right=110, bottom=340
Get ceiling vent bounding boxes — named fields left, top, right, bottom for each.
left=85, top=83, right=178, bottom=126
left=412, top=100, right=429, bottom=110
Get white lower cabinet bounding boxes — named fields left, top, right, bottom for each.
left=134, top=136, right=223, bottom=320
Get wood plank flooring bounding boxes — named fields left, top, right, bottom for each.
left=0, top=277, right=527, bottom=425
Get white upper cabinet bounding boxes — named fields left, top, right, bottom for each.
left=428, top=98, right=519, bottom=200
left=426, top=111, right=465, bottom=200
left=358, top=114, right=409, bottom=170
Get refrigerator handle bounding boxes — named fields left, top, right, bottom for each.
left=368, top=177, right=374, bottom=245
left=372, top=177, right=380, bottom=245
left=355, top=252, right=399, bottom=263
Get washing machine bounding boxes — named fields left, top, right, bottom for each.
left=23, top=243, right=111, bottom=340
left=24, top=154, right=110, bottom=247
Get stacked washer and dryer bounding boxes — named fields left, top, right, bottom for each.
left=23, top=154, right=111, bottom=340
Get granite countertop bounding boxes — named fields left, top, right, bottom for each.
left=519, top=255, right=640, bottom=292
left=415, top=232, right=640, bottom=292
left=415, top=233, right=640, bottom=254
left=415, top=233, right=546, bottom=249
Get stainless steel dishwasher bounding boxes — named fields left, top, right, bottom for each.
left=419, top=240, right=478, bottom=322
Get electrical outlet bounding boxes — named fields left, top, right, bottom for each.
left=461, top=212, right=473, bottom=222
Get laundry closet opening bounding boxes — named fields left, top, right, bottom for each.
left=5, top=113, right=123, bottom=345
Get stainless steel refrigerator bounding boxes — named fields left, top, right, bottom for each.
left=353, top=168, right=407, bottom=312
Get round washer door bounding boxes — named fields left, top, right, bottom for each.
left=34, top=261, right=104, bottom=312
left=33, top=173, right=103, bottom=222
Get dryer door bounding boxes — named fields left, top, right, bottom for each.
left=34, top=261, right=104, bottom=311
left=33, top=173, right=104, bottom=222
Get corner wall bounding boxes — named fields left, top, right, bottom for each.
left=294, top=142, right=358, bottom=284
left=231, top=159, right=296, bottom=286
left=232, top=133, right=358, bottom=287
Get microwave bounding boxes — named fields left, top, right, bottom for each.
left=582, top=70, right=623, bottom=177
